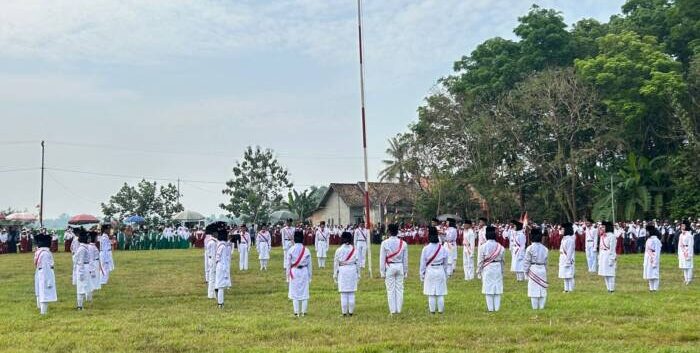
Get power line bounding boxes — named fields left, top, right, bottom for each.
left=0, top=167, right=40, bottom=173
left=46, top=140, right=385, bottom=160
left=46, top=172, right=101, bottom=204
left=45, top=166, right=222, bottom=185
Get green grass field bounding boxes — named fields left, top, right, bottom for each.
left=1, top=246, right=698, bottom=353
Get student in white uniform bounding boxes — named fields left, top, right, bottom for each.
left=643, top=224, right=661, bottom=291
left=204, top=225, right=219, bottom=298
left=74, top=229, right=90, bottom=310
left=379, top=223, right=408, bottom=315
left=33, top=232, right=57, bottom=315
left=287, top=230, right=312, bottom=317
left=420, top=227, right=449, bottom=314
left=315, top=221, right=330, bottom=268
left=558, top=223, right=576, bottom=293
left=476, top=218, right=488, bottom=260
left=214, top=228, right=232, bottom=309
left=238, top=225, right=250, bottom=271
left=598, top=222, right=618, bottom=293
left=354, top=222, right=369, bottom=270
left=462, top=220, right=476, bottom=281
left=678, top=220, right=694, bottom=285
left=509, top=220, right=526, bottom=282
left=444, top=219, right=458, bottom=276
left=333, top=231, right=359, bottom=317
left=256, top=224, right=272, bottom=271
left=524, top=228, right=548, bottom=310
left=99, top=225, right=114, bottom=285
left=477, top=226, right=505, bottom=312
left=87, top=231, right=101, bottom=300
left=281, top=219, right=295, bottom=269
left=584, top=221, right=599, bottom=273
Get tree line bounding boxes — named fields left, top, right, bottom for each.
left=380, top=1, right=699, bottom=222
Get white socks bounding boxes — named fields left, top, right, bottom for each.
left=485, top=294, right=501, bottom=312
left=77, top=293, right=84, bottom=308
left=648, top=279, right=660, bottom=291
left=530, top=297, right=546, bottom=310
left=39, top=302, right=48, bottom=315
left=318, top=258, right=326, bottom=268
left=340, top=292, right=355, bottom=314
left=260, top=260, right=268, bottom=270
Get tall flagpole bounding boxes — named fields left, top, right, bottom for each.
left=357, top=0, right=372, bottom=278
left=40, top=140, right=45, bottom=228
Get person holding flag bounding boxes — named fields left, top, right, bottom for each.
left=333, top=231, right=359, bottom=317
left=419, top=226, right=449, bottom=314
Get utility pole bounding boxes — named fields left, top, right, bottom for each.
left=177, top=178, right=181, bottom=204
left=40, top=140, right=45, bottom=227
left=356, top=0, right=372, bottom=278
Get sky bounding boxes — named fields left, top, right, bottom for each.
left=0, top=0, right=626, bottom=218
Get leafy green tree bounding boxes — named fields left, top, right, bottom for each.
left=101, top=179, right=183, bottom=225
left=280, top=189, right=316, bottom=221
left=220, top=146, right=293, bottom=224
left=514, top=6, right=574, bottom=71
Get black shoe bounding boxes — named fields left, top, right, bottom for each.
left=217, top=304, right=224, bottom=309
left=76, top=306, right=83, bottom=311
left=349, top=313, right=353, bottom=317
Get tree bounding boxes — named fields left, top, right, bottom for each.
left=281, top=189, right=317, bottom=221
left=101, top=179, right=183, bottom=225
left=514, top=6, right=574, bottom=71
left=220, top=146, right=293, bottom=224
left=379, top=134, right=411, bottom=183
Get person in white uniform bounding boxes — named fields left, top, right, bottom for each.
left=462, top=220, right=476, bottom=281
left=678, top=220, right=694, bottom=285
left=333, top=231, right=359, bottom=316
left=477, top=226, right=505, bottom=312
left=524, top=228, right=548, bottom=310
left=315, top=221, right=330, bottom=268
left=74, top=229, right=90, bottom=310
left=476, top=218, right=488, bottom=260
left=287, top=230, right=312, bottom=317
left=204, top=224, right=221, bottom=298
left=34, top=232, right=57, bottom=315
left=379, top=223, right=408, bottom=315
left=585, top=221, right=599, bottom=273
left=558, top=223, right=576, bottom=293
left=444, top=219, right=458, bottom=276
left=99, top=225, right=114, bottom=285
left=598, top=222, right=618, bottom=293
left=354, top=222, right=370, bottom=270
left=281, top=219, right=295, bottom=270
left=256, top=224, right=272, bottom=271
left=87, top=231, right=101, bottom=300
left=214, top=228, right=232, bottom=309
left=643, top=224, right=661, bottom=291
left=420, top=227, right=449, bottom=314
left=238, top=225, right=250, bottom=271
left=509, top=220, right=526, bottom=282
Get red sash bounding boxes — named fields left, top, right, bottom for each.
left=343, top=246, right=356, bottom=262
left=385, top=240, right=403, bottom=264
left=34, top=249, right=48, bottom=268
left=527, top=270, right=548, bottom=288
left=426, top=244, right=442, bottom=267
left=288, top=246, right=306, bottom=280
left=479, top=245, right=503, bottom=272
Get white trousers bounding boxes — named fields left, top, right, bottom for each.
left=485, top=294, right=501, bottom=312
left=563, top=278, right=575, bottom=292
left=463, top=254, right=474, bottom=280
left=292, top=299, right=308, bottom=315
left=239, top=245, right=248, bottom=271
left=530, top=297, right=546, bottom=310
left=216, top=288, right=224, bottom=305
left=385, top=263, right=404, bottom=314
left=340, top=292, right=355, bottom=314
left=260, top=259, right=268, bottom=270
left=683, top=269, right=693, bottom=283
left=357, top=242, right=367, bottom=268
left=586, top=249, right=597, bottom=272
left=604, top=276, right=616, bottom=291
left=428, top=295, right=445, bottom=313
left=648, top=279, right=660, bottom=291
left=318, top=257, right=326, bottom=268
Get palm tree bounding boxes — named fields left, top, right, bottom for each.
left=379, top=135, right=410, bottom=183
left=280, top=189, right=317, bottom=221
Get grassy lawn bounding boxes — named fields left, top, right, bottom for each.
left=1, top=246, right=697, bottom=353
